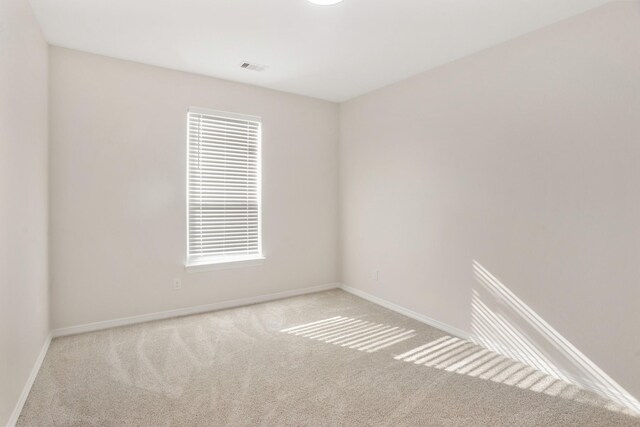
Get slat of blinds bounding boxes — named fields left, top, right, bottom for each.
left=190, top=231, right=258, bottom=238
left=189, top=181, right=256, bottom=187
left=189, top=164, right=258, bottom=172
left=189, top=114, right=259, bottom=128
left=190, top=239, right=259, bottom=244
left=188, top=191, right=257, bottom=196
left=189, top=144, right=257, bottom=153
left=189, top=121, right=259, bottom=131
left=189, top=126, right=259, bottom=137
left=189, top=171, right=257, bottom=177
left=188, top=206, right=258, bottom=211
left=189, top=155, right=257, bottom=164
left=189, top=223, right=257, bottom=227
left=188, top=189, right=258, bottom=193
left=190, top=249, right=260, bottom=257
left=189, top=188, right=256, bottom=193
left=187, top=177, right=257, bottom=183
left=190, top=225, right=258, bottom=229
left=188, top=136, right=258, bottom=145
left=189, top=229, right=258, bottom=234
left=189, top=216, right=258, bottom=220
left=188, top=206, right=258, bottom=209
left=189, top=176, right=257, bottom=182
left=189, top=220, right=258, bottom=224
left=189, top=223, right=259, bottom=229
left=188, top=190, right=257, bottom=194
left=189, top=122, right=259, bottom=134
left=189, top=226, right=258, bottom=232
left=189, top=208, right=258, bottom=212
left=190, top=226, right=258, bottom=231
left=190, top=133, right=258, bottom=143
left=189, top=227, right=258, bottom=231
left=190, top=247, right=260, bottom=252
left=189, top=204, right=258, bottom=207
left=190, top=236, right=259, bottom=243
left=190, top=232, right=258, bottom=237
left=188, top=146, right=257, bottom=157
left=187, top=135, right=258, bottom=144
left=190, top=127, right=259, bottom=136
left=189, top=149, right=257, bottom=159
left=190, top=248, right=260, bottom=254
left=188, top=204, right=258, bottom=210
left=189, top=177, right=257, bottom=182
left=190, top=135, right=258, bottom=145
left=187, top=193, right=257, bottom=198
left=191, top=221, right=258, bottom=224
left=188, top=149, right=257, bottom=159
left=188, top=214, right=258, bottom=218
left=189, top=165, right=257, bottom=172
left=188, top=133, right=256, bottom=140
left=189, top=205, right=257, bottom=208
left=188, top=209, right=258, bottom=213
left=189, top=153, right=257, bottom=163
left=190, top=161, right=257, bottom=170
left=188, top=113, right=259, bottom=126
left=189, top=161, right=256, bottom=168
left=188, top=204, right=258, bottom=207
left=190, top=238, right=259, bottom=244
left=189, top=231, right=257, bottom=240
left=189, top=141, right=257, bottom=151
left=190, top=251, right=260, bottom=257
left=187, top=181, right=257, bottom=186
left=188, top=183, right=258, bottom=188
left=189, top=125, right=258, bottom=136
left=189, top=183, right=256, bottom=188
left=191, top=243, right=259, bottom=251
left=187, top=110, right=261, bottom=261
left=191, top=245, right=260, bottom=252
left=189, top=216, right=258, bottom=219
left=188, top=197, right=257, bottom=202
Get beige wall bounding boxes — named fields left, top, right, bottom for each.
left=0, top=0, right=50, bottom=424
left=49, top=47, right=339, bottom=329
left=340, top=1, right=640, bottom=404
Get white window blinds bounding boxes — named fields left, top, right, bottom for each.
left=187, top=108, right=262, bottom=265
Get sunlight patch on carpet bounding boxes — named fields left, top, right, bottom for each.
left=394, top=336, right=636, bottom=417
left=281, top=316, right=416, bottom=353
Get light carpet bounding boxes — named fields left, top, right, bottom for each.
left=17, top=289, right=640, bottom=426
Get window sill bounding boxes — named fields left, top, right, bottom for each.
left=185, top=256, right=265, bottom=273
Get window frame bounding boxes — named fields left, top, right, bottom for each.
left=184, top=107, right=264, bottom=271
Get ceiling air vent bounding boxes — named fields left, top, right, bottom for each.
left=240, top=62, right=267, bottom=72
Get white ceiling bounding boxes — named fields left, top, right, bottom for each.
left=28, top=0, right=612, bottom=102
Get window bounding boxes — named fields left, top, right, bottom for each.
left=186, top=107, right=262, bottom=267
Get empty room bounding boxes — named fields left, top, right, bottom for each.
left=2, top=0, right=640, bottom=425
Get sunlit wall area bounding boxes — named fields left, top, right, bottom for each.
left=471, top=261, right=640, bottom=413
left=339, top=0, right=640, bottom=410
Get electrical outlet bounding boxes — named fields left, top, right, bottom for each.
left=173, top=278, right=182, bottom=290
left=372, top=270, right=379, bottom=281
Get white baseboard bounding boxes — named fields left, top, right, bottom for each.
left=340, top=284, right=471, bottom=340
left=6, top=333, right=52, bottom=427
left=11, top=283, right=640, bottom=419
left=340, top=284, right=640, bottom=415
left=52, top=283, right=340, bottom=338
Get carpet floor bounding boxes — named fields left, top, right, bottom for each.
left=17, top=289, right=640, bottom=426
